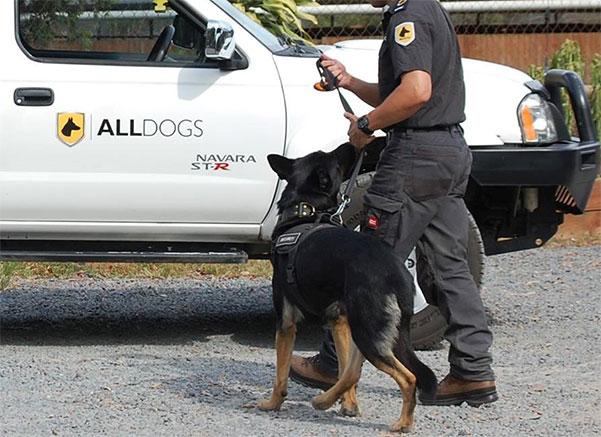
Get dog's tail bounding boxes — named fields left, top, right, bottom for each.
left=394, top=315, right=438, bottom=397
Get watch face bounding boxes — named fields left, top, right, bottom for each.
left=358, top=116, right=371, bottom=133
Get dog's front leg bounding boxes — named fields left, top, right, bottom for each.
left=257, top=324, right=297, bottom=411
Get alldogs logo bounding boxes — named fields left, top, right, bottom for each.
left=97, top=118, right=204, bottom=138
left=191, top=154, right=257, bottom=171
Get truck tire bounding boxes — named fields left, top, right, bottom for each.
left=341, top=172, right=484, bottom=350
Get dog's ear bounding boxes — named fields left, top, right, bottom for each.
left=332, top=143, right=358, bottom=179
left=267, top=154, right=294, bottom=180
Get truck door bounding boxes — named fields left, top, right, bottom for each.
left=0, top=1, right=284, bottom=229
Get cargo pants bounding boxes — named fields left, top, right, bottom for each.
left=318, top=126, right=495, bottom=381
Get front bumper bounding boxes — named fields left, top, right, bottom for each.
left=472, top=69, right=600, bottom=214
left=471, top=139, right=599, bottom=213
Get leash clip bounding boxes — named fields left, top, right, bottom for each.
left=330, top=195, right=351, bottom=225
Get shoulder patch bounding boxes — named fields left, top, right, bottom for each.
left=394, top=22, right=415, bottom=47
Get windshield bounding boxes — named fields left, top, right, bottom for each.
left=209, top=0, right=319, bottom=56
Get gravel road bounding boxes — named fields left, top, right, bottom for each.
left=1, top=245, right=600, bottom=436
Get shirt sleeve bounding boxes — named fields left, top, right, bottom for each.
left=386, top=15, right=432, bottom=81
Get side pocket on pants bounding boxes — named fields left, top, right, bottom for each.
left=406, top=146, right=458, bottom=202
left=362, top=192, right=404, bottom=247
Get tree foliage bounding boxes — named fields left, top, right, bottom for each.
left=19, top=0, right=114, bottom=49
left=231, top=0, right=318, bottom=43
left=20, top=0, right=317, bottom=48
left=591, top=54, right=601, bottom=140
left=529, top=40, right=600, bottom=138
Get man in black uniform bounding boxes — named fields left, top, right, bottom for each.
left=290, top=0, right=498, bottom=406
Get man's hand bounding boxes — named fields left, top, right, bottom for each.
left=344, top=112, right=375, bottom=149
left=320, top=54, right=353, bottom=90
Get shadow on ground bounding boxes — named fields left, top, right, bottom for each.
left=0, top=279, right=323, bottom=350
left=162, top=355, right=390, bottom=432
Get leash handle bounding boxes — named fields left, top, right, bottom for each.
left=316, top=59, right=354, bottom=115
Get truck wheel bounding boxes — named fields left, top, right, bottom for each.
left=341, top=172, right=484, bottom=350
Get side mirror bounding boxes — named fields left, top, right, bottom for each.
left=205, top=20, right=235, bottom=61
left=172, top=15, right=203, bottom=49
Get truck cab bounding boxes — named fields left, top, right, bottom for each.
left=1, top=0, right=599, bottom=261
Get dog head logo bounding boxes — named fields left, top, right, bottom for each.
left=395, top=22, right=415, bottom=47
left=57, top=113, right=85, bottom=147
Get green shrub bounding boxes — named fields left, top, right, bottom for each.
left=591, top=54, right=601, bottom=140
left=552, top=40, right=585, bottom=132
left=232, top=0, right=318, bottom=43
left=530, top=40, right=599, bottom=139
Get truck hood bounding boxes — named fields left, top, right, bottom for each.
left=317, top=39, right=532, bottom=146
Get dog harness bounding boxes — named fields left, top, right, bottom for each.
left=272, top=205, right=341, bottom=315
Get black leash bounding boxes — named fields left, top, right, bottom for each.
left=316, top=58, right=366, bottom=225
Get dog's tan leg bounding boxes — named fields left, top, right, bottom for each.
left=330, top=316, right=360, bottom=417
left=372, top=357, right=417, bottom=433
left=311, top=340, right=364, bottom=411
left=257, top=324, right=297, bottom=411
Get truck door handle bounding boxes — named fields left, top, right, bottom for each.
left=14, top=88, right=54, bottom=106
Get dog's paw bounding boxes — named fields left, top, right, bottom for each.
left=339, top=403, right=360, bottom=417
left=389, top=420, right=413, bottom=433
left=256, top=397, right=283, bottom=411
left=311, top=394, right=336, bottom=411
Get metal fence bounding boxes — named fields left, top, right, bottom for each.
left=301, top=0, right=601, bottom=78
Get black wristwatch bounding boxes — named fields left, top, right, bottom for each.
left=357, top=115, right=374, bottom=135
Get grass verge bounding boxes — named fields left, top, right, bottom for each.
left=0, top=260, right=272, bottom=289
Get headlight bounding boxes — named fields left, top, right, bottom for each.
left=517, top=93, right=558, bottom=144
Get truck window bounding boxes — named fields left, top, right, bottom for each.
left=17, top=0, right=211, bottom=66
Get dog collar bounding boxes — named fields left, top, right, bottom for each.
left=280, top=202, right=317, bottom=223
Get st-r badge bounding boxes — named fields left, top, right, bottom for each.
left=57, top=112, right=85, bottom=147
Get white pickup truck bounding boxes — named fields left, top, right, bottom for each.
left=1, top=0, right=599, bottom=346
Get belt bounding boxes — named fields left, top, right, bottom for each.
left=388, top=124, right=462, bottom=135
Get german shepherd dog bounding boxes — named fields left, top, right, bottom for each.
left=257, top=144, right=437, bottom=433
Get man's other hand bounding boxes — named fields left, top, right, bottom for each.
left=345, top=112, right=375, bottom=149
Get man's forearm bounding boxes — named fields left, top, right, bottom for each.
left=347, top=77, right=381, bottom=108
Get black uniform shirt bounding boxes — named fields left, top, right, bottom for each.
left=378, top=0, right=466, bottom=129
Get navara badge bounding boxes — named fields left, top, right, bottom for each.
left=57, top=112, right=85, bottom=147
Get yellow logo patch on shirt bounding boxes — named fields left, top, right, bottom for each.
left=394, top=22, right=415, bottom=47
left=153, top=0, right=169, bottom=12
